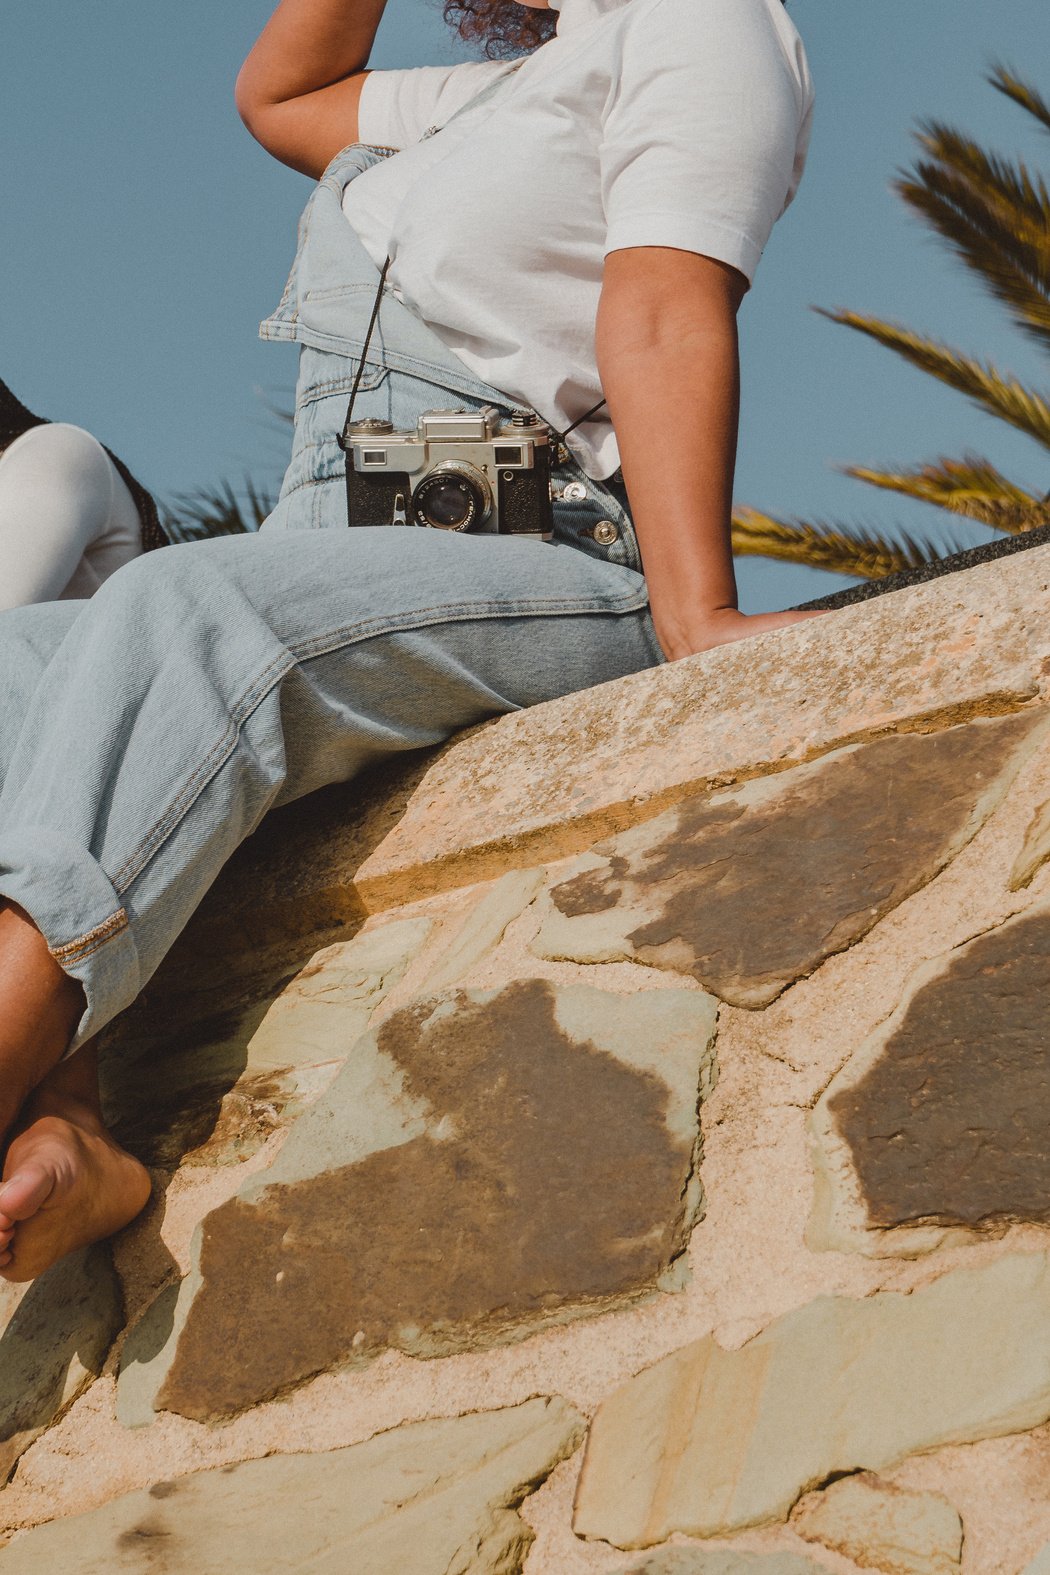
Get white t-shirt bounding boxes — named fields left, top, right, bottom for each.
left=0, top=425, right=142, bottom=610
left=346, top=0, right=814, bottom=479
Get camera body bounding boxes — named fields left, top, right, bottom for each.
left=341, top=406, right=554, bottom=540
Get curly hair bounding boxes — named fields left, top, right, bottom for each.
left=442, top=0, right=557, bottom=59
left=442, top=0, right=788, bottom=59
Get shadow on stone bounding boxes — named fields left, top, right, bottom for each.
left=538, top=712, right=1046, bottom=1007
left=828, top=907, right=1050, bottom=1232
left=0, top=1245, right=123, bottom=1483
left=97, top=747, right=440, bottom=1172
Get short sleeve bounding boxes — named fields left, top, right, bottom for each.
left=357, top=60, right=519, bottom=151
left=600, top=0, right=814, bottom=282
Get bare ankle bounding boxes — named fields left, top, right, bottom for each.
left=0, top=904, right=86, bottom=1132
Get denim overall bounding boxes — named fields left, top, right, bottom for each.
left=0, top=142, right=661, bottom=1050
left=260, top=140, right=642, bottom=571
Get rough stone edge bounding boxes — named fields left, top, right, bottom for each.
left=351, top=545, right=1050, bottom=913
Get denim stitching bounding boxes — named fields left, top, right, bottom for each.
left=51, top=908, right=129, bottom=962
left=106, top=587, right=649, bottom=900
left=289, top=592, right=651, bottom=661
left=111, top=649, right=296, bottom=892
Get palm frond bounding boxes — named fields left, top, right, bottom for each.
left=816, top=308, right=1050, bottom=451
left=912, top=121, right=1050, bottom=229
left=895, top=155, right=1050, bottom=355
left=989, top=63, right=1050, bottom=138
left=730, top=508, right=966, bottom=581
left=162, top=477, right=276, bottom=543
left=840, top=454, right=1050, bottom=533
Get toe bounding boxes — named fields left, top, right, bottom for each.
left=0, top=1165, right=56, bottom=1223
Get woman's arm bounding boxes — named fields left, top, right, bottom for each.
left=596, top=246, right=820, bottom=661
left=235, top=0, right=388, bottom=177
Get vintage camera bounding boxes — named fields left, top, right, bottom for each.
left=340, top=406, right=554, bottom=539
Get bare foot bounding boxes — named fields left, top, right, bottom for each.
left=0, top=1101, right=151, bottom=1283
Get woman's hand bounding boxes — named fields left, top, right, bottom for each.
left=236, top=0, right=389, bottom=176
left=596, top=247, right=825, bottom=663
left=656, top=605, right=825, bottom=663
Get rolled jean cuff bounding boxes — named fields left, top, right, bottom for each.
left=0, top=828, right=141, bottom=1054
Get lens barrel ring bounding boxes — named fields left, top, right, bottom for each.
left=412, top=460, right=493, bottom=532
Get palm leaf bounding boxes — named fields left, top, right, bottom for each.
left=896, top=156, right=1050, bottom=355
left=990, top=64, right=1050, bottom=137
left=162, top=477, right=276, bottom=543
left=730, top=508, right=965, bottom=581
left=816, top=309, right=1050, bottom=451
left=910, top=121, right=1050, bottom=232
left=841, top=454, right=1050, bottom=533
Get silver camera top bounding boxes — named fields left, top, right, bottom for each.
left=345, top=407, right=546, bottom=443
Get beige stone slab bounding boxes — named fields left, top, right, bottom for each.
left=613, top=1554, right=826, bottom=1575
left=419, top=868, right=545, bottom=992
left=1025, top=1545, right=1050, bottom=1575
left=0, top=1248, right=122, bottom=1484
left=791, top=1472, right=962, bottom=1574
left=242, top=917, right=432, bottom=1073
left=354, top=546, right=1050, bottom=909
left=573, top=1253, right=1050, bottom=1546
left=0, top=1397, right=584, bottom=1574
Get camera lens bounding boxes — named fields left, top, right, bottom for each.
left=413, top=468, right=488, bottom=531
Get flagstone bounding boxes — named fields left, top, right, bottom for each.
left=0, top=1397, right=583, bottom=1574
left=613, top=1554, right=827, bottom=1575
left=574, top=1253, right=1050, bottom=1545
left=120, top=979, right=716, bottom=1423
left=792, top=1472, right=963, bottom=1574
left=810, top=906, right=1050, bottom=1255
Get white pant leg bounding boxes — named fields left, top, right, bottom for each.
left=0, top=424, right=143, bottom=610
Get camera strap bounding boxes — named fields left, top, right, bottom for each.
left=338, top=254, right=393, bottom=448
left=340, top=255, right=607, bottom=456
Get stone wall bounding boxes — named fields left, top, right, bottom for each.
left=4, top=545, right=1050, bottom=1573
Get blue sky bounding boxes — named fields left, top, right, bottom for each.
left=3, top=0, right=1048, bottom=608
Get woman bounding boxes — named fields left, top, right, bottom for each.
left=0, top=0, right=816, bottom=1281
left=0, top=380, right=166, bottom=611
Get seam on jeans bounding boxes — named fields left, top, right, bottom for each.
left=111, top=648, right=297, bottom=893
left=51, top=907, right=129, bottom=962
left=288, top=591, right=652, bottom=661
left=108, top=590, right=650, bottom=898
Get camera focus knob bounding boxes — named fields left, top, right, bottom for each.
left=345, top=418, right=394, bottom=435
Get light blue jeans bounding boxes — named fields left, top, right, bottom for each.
left=0, top=427, right=661, bottom=1053
left=0, top=143, right=663, bottom=1052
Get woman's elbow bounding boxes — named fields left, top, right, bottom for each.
left=234, top=63, right=267, bottom=137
